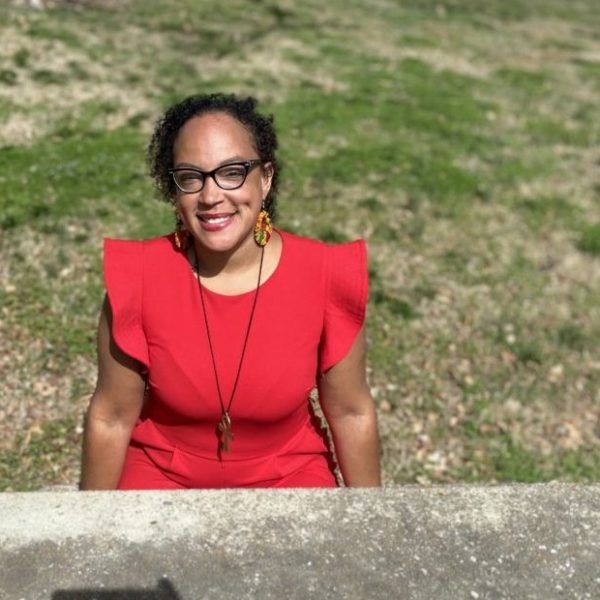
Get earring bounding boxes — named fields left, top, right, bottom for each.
left=254, top=201, right=273, bottom=247
left=173, top=212, right=190, bottom=251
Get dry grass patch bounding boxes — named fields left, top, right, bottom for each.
left=0, top=25, right=155, bottom=145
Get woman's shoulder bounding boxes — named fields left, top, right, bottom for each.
left=279, top=228, right=365, bottom=255
left=279, top=228, right=322, bottom=248
left=280, top=229, right=366, bottom=278
left=103, top=234, right=176, bottom=258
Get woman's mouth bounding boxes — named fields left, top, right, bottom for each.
left=197, top=212, right=236, bottom=231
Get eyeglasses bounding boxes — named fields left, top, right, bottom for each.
left=169, top=159, right=263, bottom=194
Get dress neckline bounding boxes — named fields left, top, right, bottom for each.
left=179, top=227, right=286, bottom=299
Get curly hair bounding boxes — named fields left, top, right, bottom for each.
left=148, top=93, right=281, bottom=220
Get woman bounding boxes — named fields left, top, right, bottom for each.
left=79, top=93, right=380, bottom=489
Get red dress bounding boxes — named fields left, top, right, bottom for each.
left=103, top=228, right=368, bottom=489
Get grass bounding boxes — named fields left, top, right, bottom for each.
left=1, top=0, right=599, bottom=490
left=458, top=435, right=600, bottom=482
left=0, top=417, right=81, bottom=492
left=556, top=323, right=589, bottom=351
left=0, top=126, right=148, bottom=229
left=577, top=222, right=600, bottom=256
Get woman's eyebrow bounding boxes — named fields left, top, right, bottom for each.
left=173, top=156, right=248, bottom=170
left=218, top=155, right=247, bottom=166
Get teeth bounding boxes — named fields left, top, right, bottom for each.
left=203, top=215, right=231, bottom=224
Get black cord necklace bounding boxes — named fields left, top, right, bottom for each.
left=193, top=244, right=265, bottom=456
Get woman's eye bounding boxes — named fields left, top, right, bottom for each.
left=180, top=172, right=201, bottom=181
left=219, top=167, right=245, bottom=179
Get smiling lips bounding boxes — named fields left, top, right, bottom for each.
left=197, top=212, right=236, bottom=231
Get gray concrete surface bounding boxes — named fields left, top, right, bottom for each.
left=1, top=484, right=599, bottom=599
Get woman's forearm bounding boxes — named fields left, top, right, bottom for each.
left=79, top=412, right=132, bottom=490
left=328, top=406, right=381, bottom=487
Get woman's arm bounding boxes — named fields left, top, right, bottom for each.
left=318, top=326, right=381, bottom=486
left=79, top=296, right=146, bottom=490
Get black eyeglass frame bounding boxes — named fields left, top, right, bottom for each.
left=168, top=159, right=264, bottom=194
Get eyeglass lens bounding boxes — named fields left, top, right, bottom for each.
left=174, top=164, right=248, bottom=193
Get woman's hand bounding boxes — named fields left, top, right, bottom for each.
left=79, top=296, right=146, bottom=490
left=318, top=326, right=381, bottom=487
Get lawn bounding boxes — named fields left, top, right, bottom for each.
left=1, top=0, right=599, bottom=490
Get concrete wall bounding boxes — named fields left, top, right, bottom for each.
left=1, top=484, right=599, bottom=599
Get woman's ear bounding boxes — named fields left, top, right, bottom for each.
left=261, top=162, right=274, bottom=198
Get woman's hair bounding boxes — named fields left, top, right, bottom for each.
left=148, top=93, right=281, bottom=219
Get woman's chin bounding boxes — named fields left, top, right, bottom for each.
left=190, top=225, right=251, bottom=255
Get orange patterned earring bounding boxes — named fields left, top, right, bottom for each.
left=254, top=201, right=273, bottom=247
left=173, top=212, right=190, bottom=251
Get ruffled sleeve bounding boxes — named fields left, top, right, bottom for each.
left=103, top=238, right=149, bottom=371
left=318, top=239, right=368, bottom=375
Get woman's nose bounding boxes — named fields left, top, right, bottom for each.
left=199, top=175, right=223, bottom=205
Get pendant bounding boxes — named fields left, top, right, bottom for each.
left=218, top=411, right=234, bottom=453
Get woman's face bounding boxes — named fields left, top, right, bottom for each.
left=172, top=112, right=273, bottom=255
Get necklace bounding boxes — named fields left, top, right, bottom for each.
left=193, top=245, right=265, bottom=456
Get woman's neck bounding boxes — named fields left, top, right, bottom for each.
left=190, top=233, right=262, bottom=279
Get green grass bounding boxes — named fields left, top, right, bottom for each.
left=556, top=323, right=588, bottom=351
left=526, top=118, right=591, bottom=147
left=495, top=68, right=553, bottom=98
left=0, top=126, right=148, bottom=229
left=577, top=59, right=600, bottom=89
left=397, top=0, right=600, bottom=23
left=516, top=195, right=583, bottom=231
left=315, top=225, right=352, bottom=243
left=0, top=417, right=81, bottom=492
left=458, top=435, right=600, bottom=482
left=31, top=68, right=71, bottom=85
left=26, top=22, right=83, bottom=48
left=372, top=289, right=419, bottom=320
left=577, top=222, right=600, bottom=256
left=1, top=268, right=101, bottom=369
left=12, top=48, right=31, bottom=68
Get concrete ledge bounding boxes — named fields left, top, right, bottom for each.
left=1, top=484, right=599, bottom=599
